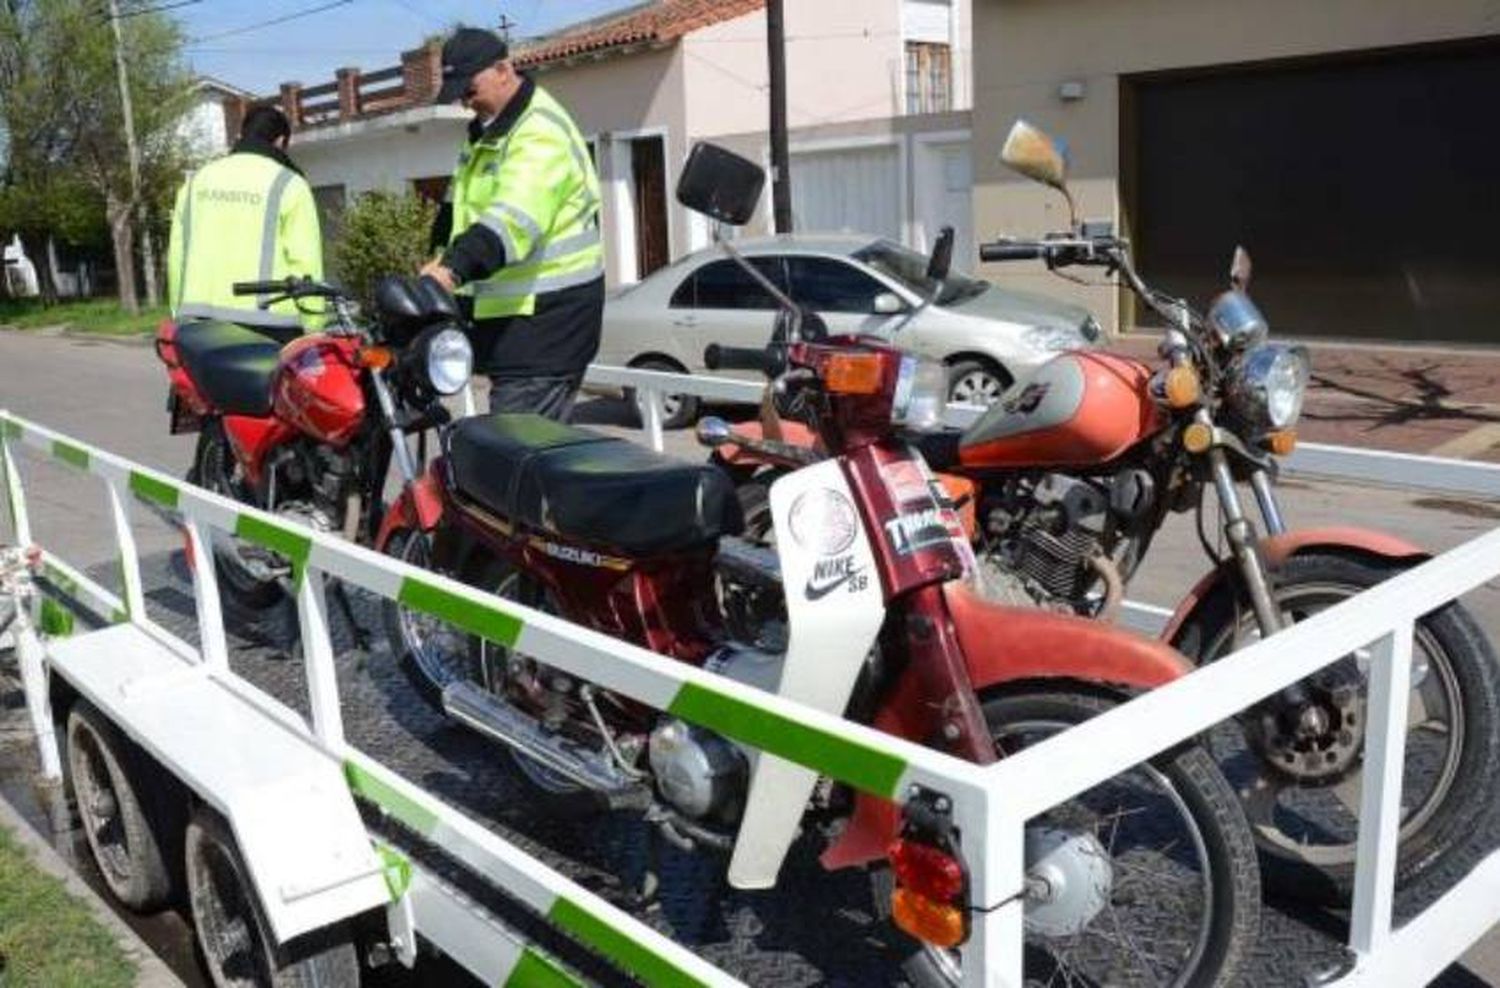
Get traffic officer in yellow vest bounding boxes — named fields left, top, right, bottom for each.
left=167, top=106, right=324, bottom=345
left=420, top=28, right=604, bottom=421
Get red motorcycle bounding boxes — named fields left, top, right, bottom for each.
left=379, top=142, right=1260, bottom=987
left=156, top=276, right=473, bottom=630
left=709, top=120, right=1500, bottom=906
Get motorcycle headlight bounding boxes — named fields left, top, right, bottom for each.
left=1227, top=343, right=1310, bottom=431
left=1022, top=325, right=1084, bottom=352
left=893, top=355, right=948, bottom=432
left=424, top=327, right=473, bottom=396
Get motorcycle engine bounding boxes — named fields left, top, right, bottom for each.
left=648, top=642, right=784, bottom=823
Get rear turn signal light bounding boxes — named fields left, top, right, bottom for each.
left=825, top=353, right=884, bottom=394
left=1164, top=365, right=1201, bottom=408
left=359, top=346, right=394, bottom=370
left=1182, top=422, right=1213, bottom=454
left=1265, top=429, right=1297, bottom=455
left=889, top=838, right=965, bottom=902
left=891, top=888, right=966, bottom=949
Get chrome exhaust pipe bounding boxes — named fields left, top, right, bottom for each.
left=441, top=680, right=641, bottom=796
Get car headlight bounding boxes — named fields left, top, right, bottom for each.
left=1022, top=325, right=1084, bottom=352
left=1227, top=343, right=1310, bottom=431
left=893, top=355, right=948, bottom=431
left=424, top=327, right=473, bottom=395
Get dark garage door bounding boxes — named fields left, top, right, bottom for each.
left=1130, top=42, right=1500, bottom=343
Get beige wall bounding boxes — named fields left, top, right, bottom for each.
left=971, top=0, right=1500, bottom=332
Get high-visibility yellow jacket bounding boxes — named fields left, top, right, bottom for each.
left=167, top=147, right=323, bottom=331
left=447, top=85, right=603, bottom=320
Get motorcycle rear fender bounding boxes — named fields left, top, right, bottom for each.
left=821, top=580, right=1193, bottom=872
left=1159, top=526, right=1429, bottom=643
left=373, top=468, right=445, bottom=551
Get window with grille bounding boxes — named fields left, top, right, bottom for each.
left=905, top=42, right=952, bottom=115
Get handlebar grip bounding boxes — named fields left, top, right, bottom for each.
left=979, top=241, right=1044, bottom=262
left=231, top=279, right=289, bottom=296
left=704, top=344, right=775, bottom=375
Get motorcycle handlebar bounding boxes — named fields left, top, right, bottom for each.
left=979, top=241, right=1044, bottom=263
left=704, top=344, right=778, bottom=376
left=231, top=279, right=293, bottom=296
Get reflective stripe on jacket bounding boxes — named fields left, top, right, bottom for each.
left=449, top=85, right=603, bottom=319
left=166, top=151, right=323, bottom=330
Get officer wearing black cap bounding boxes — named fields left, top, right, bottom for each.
left=421, top=27, right=605, bottom=421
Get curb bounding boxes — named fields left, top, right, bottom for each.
left=0, top=783, right=187, bottom=988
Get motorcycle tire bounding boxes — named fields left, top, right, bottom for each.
left=188, top=422, right=298, bottom=649
left=878, top=687, right=1260, bottom=988
left=1173, top=550, right=1500, bottom=906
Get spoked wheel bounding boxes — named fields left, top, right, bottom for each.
left=1175, top=551, right=1500, bottom=903
left=185, top=807, right=358, bottom=988
left=888, top=688, right=1260, bottom=988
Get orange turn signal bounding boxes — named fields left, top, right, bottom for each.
left=824, top=353, right=883, bottom=395
left=358, top=345, right=394, bottom=370
left=891, top=888, right=967, bottom=948
left=1164, top=365, right=1201, bottom=408
left=1265, top=429, right=1298, bottom=456
left=1182, top=422, right=1214, bottom=454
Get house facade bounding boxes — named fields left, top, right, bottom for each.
left=262, top=0, right=974, bottom=286
left=970, top=0, right=1500, bottom=343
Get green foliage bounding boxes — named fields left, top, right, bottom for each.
left=0, top=824, right=136, bottom=987
left=0, top=298, right=166, bottom=335
left=330, top=190, right=438, bottom=312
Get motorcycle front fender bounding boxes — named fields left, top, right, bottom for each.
left=372, top=467, right=445, bottom=552
left=1159, top=526, right=1429, bottom=644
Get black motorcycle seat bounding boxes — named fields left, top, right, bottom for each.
left=906, top=427, right=963, bottom=471
left=446, top=414, right=744, bottom=556
left=174, top=321, right=283, bottom=417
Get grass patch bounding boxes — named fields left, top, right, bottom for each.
left=0, top=298, right=166, bottom=336
left=0, top=823, right=136, bottom=988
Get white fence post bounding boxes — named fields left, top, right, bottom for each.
left=14, top=603, right=61, bottom=780
left=640, top=387, right=665, bottom=452
left=1349, top=625, right=1415, bottom=956
left=103, top=478, right=146, bottom=622
left=959, top=796, right=1026, bottom=988
left=184, top=519, right=229, bottom=671
left=296, top=566, right=346, bottom=749
left=2, top=433, right=32, bottom=546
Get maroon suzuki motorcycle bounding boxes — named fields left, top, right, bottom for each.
left=376, top=141, right=1260, bottom=987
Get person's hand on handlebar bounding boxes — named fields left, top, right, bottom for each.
left=419, top=259, right=458, bottom=293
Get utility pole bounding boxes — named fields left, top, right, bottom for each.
left=106, top=0, right=156, bottom=311
left=766, top=0, right=792, bottom=233
left=496, top=13, right=516, bottom=43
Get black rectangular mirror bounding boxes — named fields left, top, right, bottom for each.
left=676, top=142, right=765, bottom=226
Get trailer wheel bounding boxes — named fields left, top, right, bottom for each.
left=185, top=807, right=360, bottom=988
left=67, top=700, right=181, bottom=912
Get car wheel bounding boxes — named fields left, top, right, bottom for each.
left=946, top=358, right=1011, bottom=407
left=627, top=358, right=701, bottom=429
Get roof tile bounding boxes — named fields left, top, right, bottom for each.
left=515, top=0, right=766, bottom=67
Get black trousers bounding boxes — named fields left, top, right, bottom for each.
left=486, top=373, right=584, bottom=422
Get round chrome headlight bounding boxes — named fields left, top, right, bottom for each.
left=893, top=355, right=948, bottom=432
left=1227, top=343, right=1310, bottom=431
left=425, top=327, right=473, bottom=395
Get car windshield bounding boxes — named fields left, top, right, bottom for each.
left=853, top=240, right=988, bottom=306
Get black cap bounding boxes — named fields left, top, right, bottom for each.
left=435, top=28, right=509, bottom=105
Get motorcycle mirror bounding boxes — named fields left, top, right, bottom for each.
left=696, top=416, right=733, bottom=448
left=873, top=292, right=906, bottom=315
left=676, top=142, right=765, bottom=226
left=1229, top=246, right=1253, bottom=292
left=926, top=225, right=955, bottom=282
left=1000, top=119, right=1079, bottom=230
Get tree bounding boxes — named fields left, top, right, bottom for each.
left=0, top=0, right=191, bottom=311
left=331, top=191, right=438, bottom=314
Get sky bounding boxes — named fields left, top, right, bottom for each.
left=175, top=0, right=642, bottom=94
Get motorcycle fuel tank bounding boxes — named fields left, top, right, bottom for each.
left=271, top=336, right=366, bottom=447
left=959, top=351, right=1163, bottom=470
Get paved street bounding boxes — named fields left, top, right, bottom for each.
left=2, top=329, right=1499, bottom=984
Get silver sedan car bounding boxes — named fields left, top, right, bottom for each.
left=598, top=234, right=1101, bottom=426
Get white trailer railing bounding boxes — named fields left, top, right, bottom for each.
left=4, top=399, right=1500, bottom=986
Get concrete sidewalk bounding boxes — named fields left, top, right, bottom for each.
left=1110, top=333, right=1500, bottom=461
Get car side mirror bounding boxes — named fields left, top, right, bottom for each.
left=873, top=292, right=906, bottom=315
left=676, top=142, right=765, bottom=226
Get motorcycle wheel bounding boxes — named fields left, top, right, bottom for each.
left=189, top=422, right=297, bottom=646
left=1173, top=550, right=1500, bottom=905
left=881, top=687, right=1260, bottom=987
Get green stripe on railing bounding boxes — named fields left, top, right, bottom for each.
left=397, top=577, right=522, bottom=648
left=343, top=762, right=439, bottom=836
left=504, top=948, right=583, bottom=988
left=547, top=897, right=706, bottom=988
left=373, top=842, right=413, bottom=902
left=234, top=514, right=311, bottom=573
left=1, top=419, right=20, bottom=440
left=51, top=440, right=89, bottom=470
left=668, top=682, right=907, bottom=799
left=129, top=471, right=179, bottom=509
